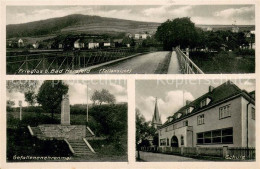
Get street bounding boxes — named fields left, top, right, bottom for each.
left=90, top=51, right=181, bottom=74
left=137, top=151, right=206, bottom=162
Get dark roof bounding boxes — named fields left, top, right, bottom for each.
left=159, top=81, right=255, bottom=129
left=249, top=91, right=255, bottom=98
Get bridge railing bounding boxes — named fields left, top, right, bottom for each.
left=175, top=47, right=204, bottom=74
left=6, top=47, right=141, bottom=74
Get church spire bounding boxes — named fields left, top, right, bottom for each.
left=152, top=97, right=162, bottom=129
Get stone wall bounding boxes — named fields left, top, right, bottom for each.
left=38, top=124, right=86, bottom=140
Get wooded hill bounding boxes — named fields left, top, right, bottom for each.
left=6, top=14, right=160, bottom=38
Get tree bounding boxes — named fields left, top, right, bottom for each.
left=155, top=17, right=199, bottom=50
left=91, top=90, right=100, bottom=105
left=37, top=81, right=69, bottom=119
left=24, top=91, right=37, bottom=106
left=7, top=100, right=15, bottom=111
left=136, top=109, right=157, bottom=148
left=91, top=89, right=116, bottom=105
left=100, top=89, right=116, bottom=104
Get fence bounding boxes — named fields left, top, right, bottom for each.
left=175, top=47, right=204, bottom=74
left=140, top=146, right=255, bottom=160
left=6, top=47, right=151, bottom=74
left=227, top=147, right=255, bottom=160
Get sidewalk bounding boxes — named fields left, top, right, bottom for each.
left=137, top=151, right=206, bottom=162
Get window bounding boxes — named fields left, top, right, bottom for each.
left=160, top=139, right=166, bottom=146
left=222, top=128, right=233, bottom=144
left=197, top=114, right=204, bottom=125
left=219, top=105, right=231, bottom=119
left=186, top=108, right=190, bottom=114
left=200, top=99, right=206, bottom=108
left=196, top=128, right=233, bottom=145
left=181, top=136, right=184, bottom=145
left=167, top=138, right=169, bottom=146
left=177, top=113, right=182, bottom=118
left=252, top=107, right=255, bottom=120
left=183, top=120, right=188, bottom=127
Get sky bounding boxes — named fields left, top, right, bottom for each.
left=7, top=80, right=127, bottom=107
left=135, top=79, right=255, bottom=123
left=6, top=5, right=255, bottom=25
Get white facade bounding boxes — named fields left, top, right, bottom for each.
left=158, top=91, right=255, bottom=148
left=104, top=43, right=111, bottom=47
left=88, top=42, right=99, bottom=49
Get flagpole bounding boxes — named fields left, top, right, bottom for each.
left=87, top=84, right=89, bottom=123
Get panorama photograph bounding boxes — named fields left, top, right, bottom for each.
left=136, top=79, right=255, bottom=161
left=6, top=5, right=255, bottom=74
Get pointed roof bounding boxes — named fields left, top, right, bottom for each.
left=152, top=97, right=162, bottom=125
left=159, top=81, right=255, bottom=129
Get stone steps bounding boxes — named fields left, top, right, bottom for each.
left=68, top=139, right=93, bottom=156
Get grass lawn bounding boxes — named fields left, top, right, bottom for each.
left=189, top=51, right=255, bottom=73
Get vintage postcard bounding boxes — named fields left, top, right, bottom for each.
left=0, top=0, right=259, bottom=169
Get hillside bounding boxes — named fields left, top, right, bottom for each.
left=6, top=14, right=255, bottom=39
left=6, top=14, right=160, bottom=38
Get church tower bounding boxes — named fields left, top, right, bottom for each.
left=152, top=97, right=162, bottom=129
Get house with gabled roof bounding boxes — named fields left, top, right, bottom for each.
left=158, top=81, right=255, bottom=148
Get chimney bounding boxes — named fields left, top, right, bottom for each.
left=209, top=86, right=214, bottom=92
left=186, top=100, right=191, bottom=105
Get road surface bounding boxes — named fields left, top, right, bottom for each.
left=90, top=51, right=175, bottom=74
left=137, top=151, right=206, bottom=162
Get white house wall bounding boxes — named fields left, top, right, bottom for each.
left=159, top=96, right=247, bottom=148
left=241, top=97, right=255, bottom=147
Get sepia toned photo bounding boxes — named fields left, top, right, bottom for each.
left=1, top=1, right=259, bottom=169
left=6, top=5, right=255, bottom=74
left=6, top=80, right=128, bottom=162
left=136, top=79, right=255, bottom=161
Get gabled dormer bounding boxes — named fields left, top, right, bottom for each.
left=200, top=86, right=214, bottom=108
left=174, top=112, right=183, bottom=119
left=200, top=97, right=211, bottom=108
left=185, top=106, right=194, bottom=114
left=185, top=100, right=194, bottom=114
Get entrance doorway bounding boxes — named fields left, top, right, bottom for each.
left=171, top=136, right=179, bottom=147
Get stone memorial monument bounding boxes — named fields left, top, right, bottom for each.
left=61, top=94, right=70, bottom=125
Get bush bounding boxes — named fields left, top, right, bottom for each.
left=21, top=114, right=59, bottom=126
left=11, top=106, right=45, bottom=113
left=234, top=49, right=255, bottom=56
left=70, top=105, right=87, bottom=115
left=189, top=51, right=213, bottom=60
left=7, top=127, right=72, bottom=162
left=88, top=104, right=127, bottom=138
left=89, top=137, right=127, bottom=156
